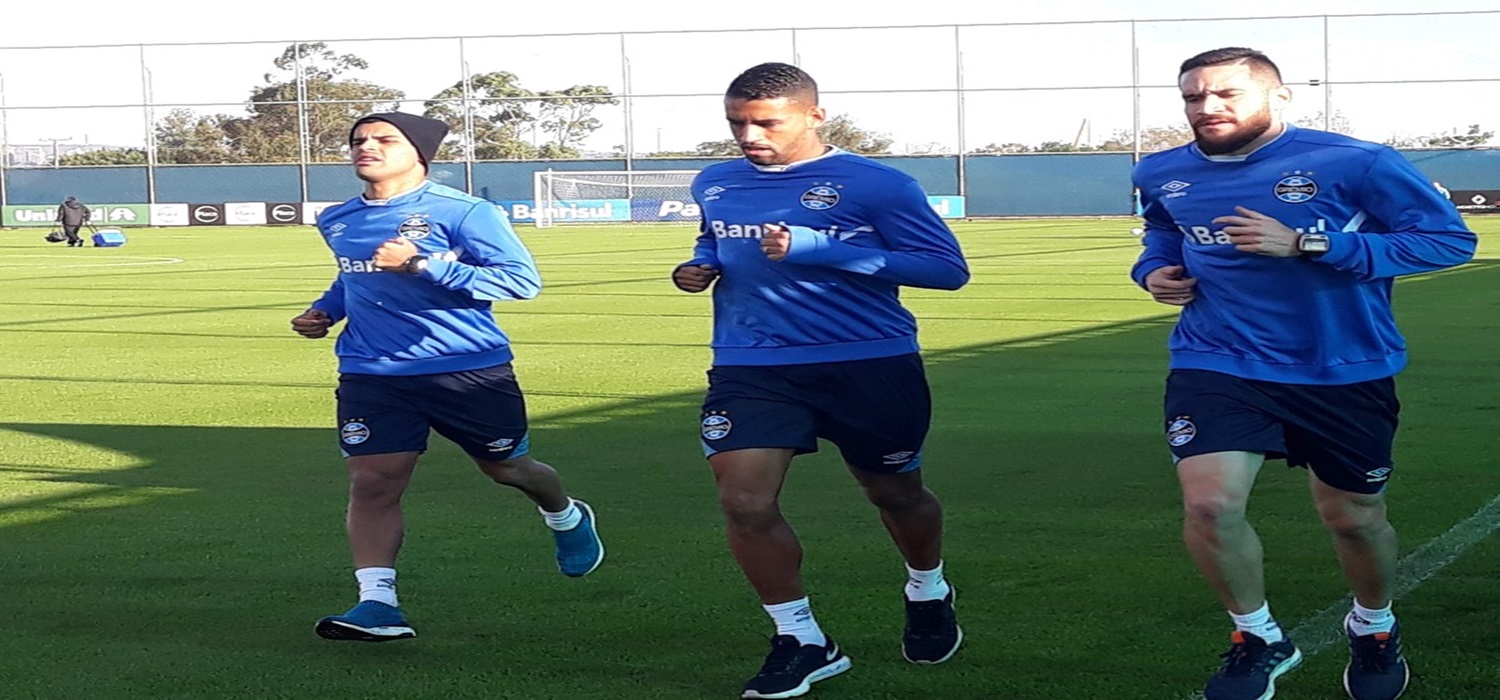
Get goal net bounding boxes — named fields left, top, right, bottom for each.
left=531, top=169, right=700, bottom=228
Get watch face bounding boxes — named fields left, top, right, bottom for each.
left=1301, top=235, right=1330, bottom=252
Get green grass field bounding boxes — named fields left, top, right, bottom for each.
left=2, top=218, right=1497, bottom=699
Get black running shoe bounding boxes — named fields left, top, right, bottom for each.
left=1344, top=621, right=1409, bottom=700
left=1203, top=631, right=1303, bottom=700
left=902, top=588, right=963, bottom=664
left=740, top=634, right=851, bottom=699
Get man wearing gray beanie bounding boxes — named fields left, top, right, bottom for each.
left=292, top=112, right=606, bottom=642
left=349, top=112, right=448, bottom=173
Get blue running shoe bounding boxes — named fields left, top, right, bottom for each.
left=553, top=499, right=604, bottom=577
left=1204, top=631, right=1303, bottom=700
left=315, top=600, right=416, bottom=642
left=741, top=634, right=851, bottom=699
left=1344, top=621, right=1409, bottom=700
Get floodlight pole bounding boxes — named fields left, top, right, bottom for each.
left=141, top=47, right=158, bottom=204
left=0, top=72, right=8, bottom=208
left=295, top=42, right=311, bottom=203
left=1323, top=15, right=1333, bottom=131
left=1130, top=22, right=1142, bottom=165
left=620, top=34, right=634, bottom=171
left=460, top=38, right=475, bottom=195
left=954, top=24, right=967, bottom=199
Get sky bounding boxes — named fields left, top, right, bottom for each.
left=2, top=0, right=1497, bottom=155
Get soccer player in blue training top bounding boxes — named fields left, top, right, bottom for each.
left=291, top=112, right=604, bottom=642
left=1132, top=47, right=1476, bottom=700
left=673, top=62, right=970, bottom=699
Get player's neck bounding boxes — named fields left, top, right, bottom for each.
left=364, top=174, right=427, bottom=202
left=1225, top=123, right=1288, bottom=157
left=785, top=143, right=831, bottom=164
left=759, top=144, right=834, bottom=171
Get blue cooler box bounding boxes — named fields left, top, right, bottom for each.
left=92, top=228, right=127, bottom=247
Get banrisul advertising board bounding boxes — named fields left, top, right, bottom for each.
left=627, top=195, right=966, bottom=222
left=3, top=204, right=151, bottom=227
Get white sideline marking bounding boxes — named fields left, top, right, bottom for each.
left=1181, top=493, right=1500, bottom=699
left=18, top=255, right=184, bottom=269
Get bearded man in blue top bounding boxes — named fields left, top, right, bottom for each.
left=291, top=112, right=604, bottom=643
left=674, top=62, right=969, bottom=699
left=1132, top=47, right=1475, bottom=700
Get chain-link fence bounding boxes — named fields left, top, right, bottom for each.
left=1, top=10, right=1496, bottom=218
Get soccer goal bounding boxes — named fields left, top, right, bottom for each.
left=531, top=169, right=700, bottom=228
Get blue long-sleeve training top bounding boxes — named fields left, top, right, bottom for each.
left=309, top=181, right=541, bottom=376
left=1131, top=125, right=1476, bottom=385
left=684, top=148, right=970, bottom=367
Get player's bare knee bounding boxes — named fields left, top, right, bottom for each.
left=477, top=455, right=539, bottom=483
left=718, top=489, right=781, bottom=528
left=348, top=472, right=405, bottom=504
left=1182, top=490, right=1249, bottom=529
left=864, top=484, right=931, bottom=514
left=1316, top=498, right=1390, bottom=539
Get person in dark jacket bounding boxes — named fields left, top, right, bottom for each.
left=56, top=197, right=91, bottom=247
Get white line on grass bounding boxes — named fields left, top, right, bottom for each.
left=17, top=255, right=184, bottom=268
left=1181, top=493, right=1500, bottom=700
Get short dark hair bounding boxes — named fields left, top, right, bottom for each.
left=1179, top=47, right=1283, bottom=84
left=726, top=62, right=818, bottom=103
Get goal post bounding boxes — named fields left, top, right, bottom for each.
left=531, top=169, right=701, bottom=228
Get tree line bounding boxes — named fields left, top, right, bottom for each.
left=59, top=42, right=901, bottom=166
left=61, top=43, right=619, bottom=166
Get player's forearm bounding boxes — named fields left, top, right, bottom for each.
left=308, top=292, right=347, bottom=324
left=783, top=227, right=969, bottom=289
left=1130, top=227, right=1184, bottom=288
left=423, top=258, right=543, bottom=301
left=1315, top=229, right=1477, bottom=279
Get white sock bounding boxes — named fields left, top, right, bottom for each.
left=1347, top=601, right=1395, bottom=636
left=355, top=567, right=398, bottom=607
left=905, top=561, right=952, bottom=602
left=540, top=499, right=581, bottom=531
left=1229, top=602, right=1285, bottom=643
left=764, top=597, right=827, bottom=647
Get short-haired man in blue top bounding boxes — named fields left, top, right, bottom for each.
left=1132, top=47, right=1476, bottom=700
left=674, top=63, right=970, bottom=699
left=291, top=112, right=604, bottom=643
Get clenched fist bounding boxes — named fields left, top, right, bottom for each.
left=291, top=308, right=334, bottom=338
left=673, top=263, right=720, bottom=293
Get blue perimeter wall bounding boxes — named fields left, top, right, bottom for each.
left=5, top=149, right=1497, bottom=217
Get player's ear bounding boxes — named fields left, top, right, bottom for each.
left=806, top=105, right=827, bottom=129
left=1270, top=85, right=1292, bottom=112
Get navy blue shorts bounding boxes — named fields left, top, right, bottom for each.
left=1163, top=369, right=1400, bottom=494
left=335, top=363, right=530, bottom=461
left=700, top=353, right=932, bottom=474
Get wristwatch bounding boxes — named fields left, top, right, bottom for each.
left=403, top=255, right=429, bottom=274
left=1297, top=233, right=1330, bottom=257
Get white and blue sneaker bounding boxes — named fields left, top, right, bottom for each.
left=553, top=499, right=604, bottom=577
left=315, top=600, right=416, bottom=642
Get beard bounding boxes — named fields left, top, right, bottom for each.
left=1194, top=111, right=1274, bottom=156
